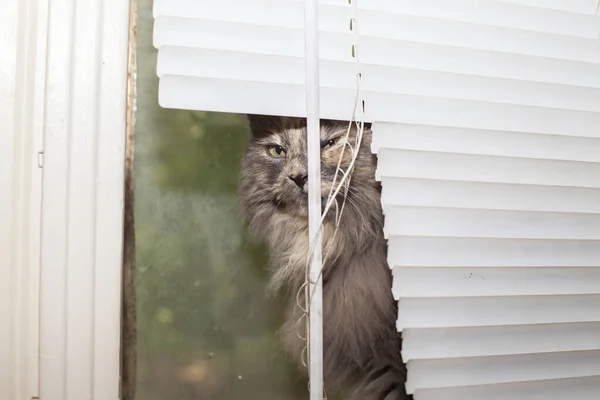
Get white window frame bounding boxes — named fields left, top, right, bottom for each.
left=1, top=0, right=131, bottom=399
left=1, top=0, right=45, bottom=398
left=38, top=0, right=131, bottom=398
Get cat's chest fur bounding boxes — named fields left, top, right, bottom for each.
left=266, top=218, right=341, bottom=293
left=270, top=216, right=394, bottom=347
left=276, top=222, right=400, bottom=395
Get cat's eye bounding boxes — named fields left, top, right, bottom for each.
left=322, top=137, right=340, bottom=149
left=267, top=145, right=286, bottom=157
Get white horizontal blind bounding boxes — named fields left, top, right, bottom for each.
left=155, top=0, right=600, bottom=118
left=153, top=0, right=600, bottom=398
left=366, top=2, right=600, bottom=400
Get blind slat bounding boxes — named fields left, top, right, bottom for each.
left=154, top=14, right=600, bottom=63
left=415, top=376, right=600, bottom=400
left=397, top=295, right=600, bottom=329
left=402, top=323, right=600, bottom=360
left=387, top=236, right=600, bottom=268
left=158, top=34, right=600, bottom=89
left=333, top=0, right=600, bottom=37
left=407, top=350, right=600, bottom=393
left=500, top=0, right=598, bottom=14
left=154, top=0, right=600, bottom=38
left=372, top=123, right=600, bottom=162
left=384, top=206, right=600, bottom=240
left=158, top=48, right=600, bottom=113
left=393, top=267, right=600, bottom=297
left=382, top=178, right=600, bottom=214
left=377, top=150, right=600, bottom=188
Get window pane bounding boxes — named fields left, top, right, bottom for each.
left=133, top=1, right=307, bottom=398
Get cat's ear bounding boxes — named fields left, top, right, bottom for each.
left=246, top=114, right=281, bottom=138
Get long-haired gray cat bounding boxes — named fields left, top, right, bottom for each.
left=239, top=115, right=409, bottom=400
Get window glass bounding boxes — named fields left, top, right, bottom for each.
left=133, top=1, right=307, bottom=398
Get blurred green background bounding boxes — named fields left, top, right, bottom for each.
left=134, top=1, right=307, bottom=398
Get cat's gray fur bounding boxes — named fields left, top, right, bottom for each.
left=239, top=115, right=409, bottom=400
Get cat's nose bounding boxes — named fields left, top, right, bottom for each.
left=289, top=172, right=308, bottom=188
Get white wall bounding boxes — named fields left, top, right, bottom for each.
left=0, top=0, right=131, bottom=399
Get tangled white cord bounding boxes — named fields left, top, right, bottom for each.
left=296, top=0, right=364, bottom=397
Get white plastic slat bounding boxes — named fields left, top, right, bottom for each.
left=396, top=295, right=600, bottom=330
left=158, top=47, right=600, bottom=113
left=367, top=93, right=600, bottom=138
left=355, top=10, right=600, bottom=63
left=393, top=267, right=600, bottom=298
left=153, top=17, right=317, bottom=57
left=157, top=47, right=322, bottom=87
left=402, top=323, right=600, bottom=361
left=500, top=0, right=599, bottom=14
left=160, top=76, right=600, bottom=138
left=155, top=20, right=600, bottom=89
left=415, top=375, right=600, bottom=400
left=406, top=350, right=600, bottom=393
left=359, top=37, right=600, bottom=88
left=381, top=178, right=600, bottom=214
left=154, top=13, right=600, bottom=63
left=351, top=0, right=600, bottom=38
left=154, top=0, right=600, bottom=38
left=387, top=236, right=600, bottom=268
left=383, top=206, right=600, bottom=240
left=371, top=123, right=600, bottom=162
left=158, top=76, right=354, bottom=124
left=376, top=149, right=600, bottom=189
left=385, top=64, right=600, bottom=114
left=154, top=0, right=304, bottom=28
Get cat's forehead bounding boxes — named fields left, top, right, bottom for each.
left=254, top=126, right=344, bottom=146
left=247, top=115, right=361, bottom=142
left=254, top=127, right=303, bottom=146
left=269, top=124, right=346, bottom=138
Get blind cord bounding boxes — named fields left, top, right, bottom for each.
left=297, top=0, right=365, bottom=398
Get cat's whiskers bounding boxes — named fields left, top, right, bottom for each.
left=246, top=188, right=272, bottom=202
left=345, top=194, right=367, bottom=228
left=272, top=199, right=285, bottom=218
left=346, top=186, right=370, bottom=221
left=246, top=188, right=281, bottom=210
left=323, top=202, right=341, bottom=268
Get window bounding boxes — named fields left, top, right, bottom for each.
left=3, top=1, right=600, bottom=399
left=131, top=0, right=308, bottom=398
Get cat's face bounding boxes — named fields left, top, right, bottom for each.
left=239, top=115, right=377, bottom=223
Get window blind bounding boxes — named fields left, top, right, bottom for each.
left=153, top=0, right=600, bottom=398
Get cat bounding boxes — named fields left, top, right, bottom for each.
left=239, top=115, right=409, bottom=400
